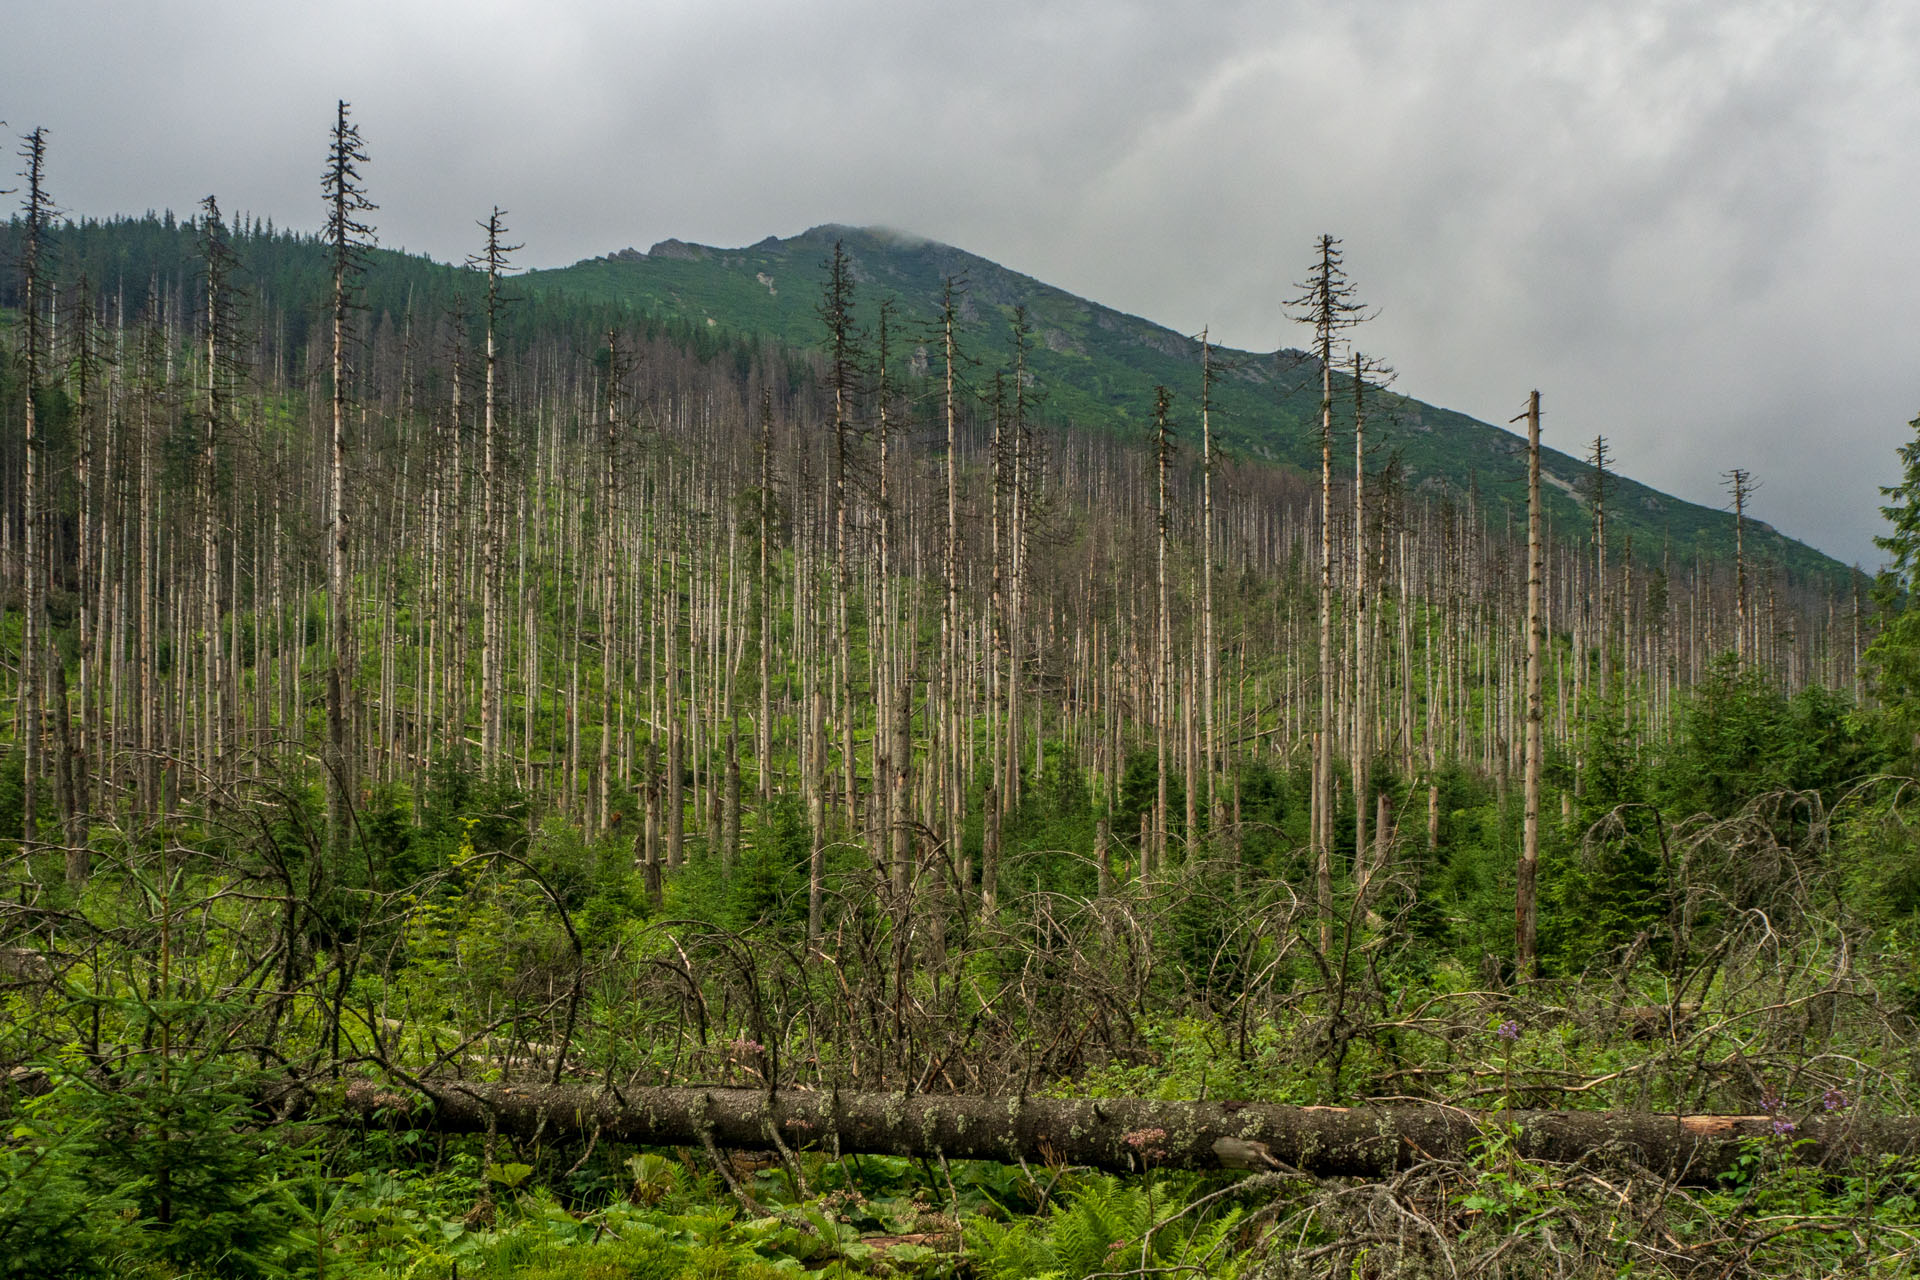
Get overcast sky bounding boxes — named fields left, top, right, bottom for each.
left=8, top=0, right=1918, bottom=566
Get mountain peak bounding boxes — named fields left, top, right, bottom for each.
left=646, top=238, right=709, bottom=261
left=525, top=229, right=1843, bottom=584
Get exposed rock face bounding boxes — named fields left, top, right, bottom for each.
left=1138, top=328, right=1194, bottom=359
left=648, top=239, right=709, bottom=261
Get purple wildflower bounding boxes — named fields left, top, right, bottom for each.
left=1772, top=1118, right=1797, bottom=1137
left=1496, top=1020, right=1520, bottom=1042
left=1822, top=1088, right=1849, bottom=1112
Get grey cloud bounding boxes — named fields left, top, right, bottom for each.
left=6, top=0, right=1917, bottom=564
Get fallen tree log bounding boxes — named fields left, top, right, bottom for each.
left=332, top=1080, right=1920, bottom=1183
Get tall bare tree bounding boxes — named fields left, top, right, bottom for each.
left=757, top=387, right=776, bottom=803
left=66, top=277, right=106, bottom=875
left=1199, top=331, right=1221, bottom=836
left=1003, top=308, right=1037, bottom=815
left=1291, top=235, right=1365, bottom=950
left=1724, top=468, right=1755, bottom=663
left=819, top=241, right=861, bottom=827
left=472, top=208, right=519, bottom=772
left=1152, top=385, right=1176, bottom=875
left=1518, top=390, right=1544, bottom=977
left=597, top=331, right=631, bottom=833
left=323, top=101, right=375, bottom=846
left=938, top=277, right=967, bottom=890
left=1350, top=350, right=1370, bottom=891
left=15, top=128, right=52, bottom=855
left=1586, top=435, right=1615, bottom=697
left=197, top=195, right=242, bottom=790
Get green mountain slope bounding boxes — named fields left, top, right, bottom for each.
left=523, top=224, right=1847, bottom=585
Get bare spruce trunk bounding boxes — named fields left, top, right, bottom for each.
left=981, top=784, right=1000, bottom=917
left=18, top=130, right=47, bottom=853
left=723, top=730, right=741, bottom=871
left=757, top=392, right=775, bottom=802
left=70, top=291, right=100, bottom=862
left=1517, top=389, right=1544, bottom=977
left=444, top=326, right=469, bottom=767
left=1289, top=235, right=1361, bottom=953
left=823, top=242, right=860, bottom=830
left=1094, top=815, right=1111, bottom=898
left=324, top=102, right=373, bottom=853
left=667, top=634, right=685, bottom=870
left=1351, top=350, right=1370, bottom=899
left=1153, top=387, right=1174, bottom=875
left=807, top=684, right=827, bottom=945
left=1200, top=335, right=1221, bottom=837
left=642, top=741, right=662, bottom=908
left=477, top=209, right=514, bottom=773
left=1314, top=312, right=1335, bottom=952
left=598, top=332, right=623, bottom=833
left=1002, top=314, right=1031, bottom=814
left=940, top=281, right=964, bottom=917
left=1726, top=468, right=1752, bottom=664
left=137, top=317, right=158, bottom=817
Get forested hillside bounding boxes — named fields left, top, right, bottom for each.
left=529, top=225, right=1850, bottom=587
left=4, top=120, right=1920, bottom=1278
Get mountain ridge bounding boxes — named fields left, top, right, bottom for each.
left=0, top=211, right=1839, bottom=584
left=521, top=224, right=1845, bottom=586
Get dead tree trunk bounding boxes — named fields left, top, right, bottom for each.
left=18, top=128, right=49, bottom=854
left=324, top=102, right=374, bottom=851
left=1518, top=389, right=1544, bottom=977
left=1725, top=467, right=1754, bottom=664
left=474, top=208, right=517, bottom=773
left=1152, top=386, right=1174, bottom=875
left=1199, top=334, right=1220, bottom=838
left=331, top=1080, right=1920, bottom=1185
left=1290, top=236, right=1363, bottom=951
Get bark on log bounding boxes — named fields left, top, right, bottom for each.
left=333, top=1081, right=1920, bottom=1184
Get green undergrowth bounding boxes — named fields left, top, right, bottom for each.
left=13, top=1091, right=1919, bottom=1279
left=9, top=661, right=1920, bottom=1274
